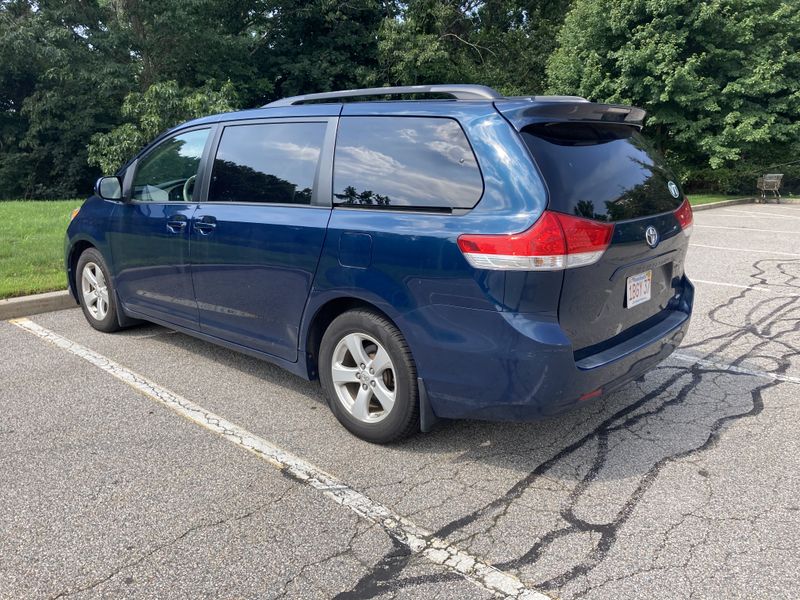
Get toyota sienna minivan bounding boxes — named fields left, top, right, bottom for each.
left=66, top=84, right=694, bottom=443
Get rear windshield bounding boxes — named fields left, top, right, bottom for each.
left=521, top=123, right=682, bottom=222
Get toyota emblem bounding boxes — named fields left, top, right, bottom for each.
left=667, top=181, right=680, bottom=198
left=645, top=226, right=659, bottom=248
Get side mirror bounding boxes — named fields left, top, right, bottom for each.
left=95, top=176, right=122, bottom=200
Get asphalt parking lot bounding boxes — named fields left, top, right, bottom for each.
left=2, top=203, right=799, bottom=599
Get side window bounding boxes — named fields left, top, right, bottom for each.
left=132, top=129, right=210, bottom=202
left=333, top=117, right=482, bottom=210
left=209, top=122, right=326, bottom=205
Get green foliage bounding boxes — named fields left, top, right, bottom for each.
left=0, top=0, right=394, bottom=196
left=548, top=0, right=800, bottom=190
left=251, top=0, right=394, bottom=100
left=87, top=81, right=237, bottom=174
left=2, top=0, right=799, bottom=196
left=0, top=0, right=133, bottom=198
left=377, top=0, right=569, bottom=95
left=105, top=0, right=261, bottom=90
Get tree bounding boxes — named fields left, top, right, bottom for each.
left=250, top=0, right=395, bottom=101
left=377, top=0, right=570, bottom=95
left=547, top=0, right=800, bottom=191
left=105, top=0, right=263, bottom=92
left=87, top=81, right=237, bottom=174
left=9, top=0, right=797, bottom=198
left=0, top=0, right=133, bottom=198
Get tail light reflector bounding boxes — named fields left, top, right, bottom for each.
left=457, top=211, right=614, bottom=271
left=579, top=388, right=603, bottom=401
left=675, top=197, right=693, bottom=237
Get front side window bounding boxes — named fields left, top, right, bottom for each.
left=333, top=117, right=483, bottom=210
left=209, top=122, right=326, bottom=205
left=132, top=129, right=210, bottom=202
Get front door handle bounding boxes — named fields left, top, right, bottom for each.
left=166, top=216, right=188, bottom=233
left=193, top=216, right=217, bottom=234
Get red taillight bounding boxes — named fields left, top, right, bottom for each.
left=675, top=197, right=693, bottom=237
left=457, top=211, right=613, bottom=271
left=557, top=212, right=615, bottom=258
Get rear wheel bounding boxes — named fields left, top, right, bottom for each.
left=319, top=310, right=419, bottom=443
left=76, top=248, right=121, bottom=333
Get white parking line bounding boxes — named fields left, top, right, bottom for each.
left=718, top=209, right=800, bottom=220
left=690, top=244, right=800, bottom=257
left=694, top=225, right=799, bottom=234
left=9, top=317, right=546, bottom=600
left=690, top=279, right=772, bottom=293
left=672, top=353, right=800, bottom=385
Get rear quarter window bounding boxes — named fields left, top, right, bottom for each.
left=522, top=123, right=682, bottom=222
left=333, top=116, right=483, bottom=210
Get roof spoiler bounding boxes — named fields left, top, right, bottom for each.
left=495, top=98, right=646, bottom=129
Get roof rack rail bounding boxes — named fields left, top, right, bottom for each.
left=263, top=84, right=503, bottom=107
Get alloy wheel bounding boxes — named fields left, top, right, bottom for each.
left=330, top=332, right=397, bottom=423
left=81, top=262, right=109, bottom=321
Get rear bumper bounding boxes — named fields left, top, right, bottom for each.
left=412, top=278, right=693, bottom=421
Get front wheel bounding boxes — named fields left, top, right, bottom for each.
left=76, top=248, right=121, bottom=333
left=319, top=310, right=419, bottom=443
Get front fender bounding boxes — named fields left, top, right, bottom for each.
left=65, top=196, right=117, bottom=301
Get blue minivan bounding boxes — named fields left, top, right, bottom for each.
left=66, top=84, right=694, bottom=442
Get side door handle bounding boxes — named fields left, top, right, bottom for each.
left=193, top=215, right=217, bottom=235
left=166, top=215, right=188, bottom=233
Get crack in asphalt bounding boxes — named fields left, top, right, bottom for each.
left=332, top=536, right=466, bottom=600
left=10, top=247, right=798, bottom=599
left=11, top=318, right=548, bottom=600
left=338, top=257, right=799, bottom=598
left=49, top=493, right=288, bottom=599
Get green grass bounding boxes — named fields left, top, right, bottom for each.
left=687, top=193, right=750, bottom=206
left=0, top=200, right=83, bottom=299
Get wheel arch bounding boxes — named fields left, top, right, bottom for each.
left=303, top=294, right=438, bottom=434
left=302, top=295, right=407, bottom=381
left=67, top=238, right=98, bottom=303
left=68, top=239, right=139, bottom=328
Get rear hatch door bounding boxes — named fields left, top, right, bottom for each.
left=507, top=107, right=689, bottom=353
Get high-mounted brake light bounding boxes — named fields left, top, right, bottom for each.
left=457, top=211, right=614, bottom=271
left=675, top=197, right=693, bottom=237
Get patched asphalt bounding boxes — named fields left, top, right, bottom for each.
left=2, top=202, right=799, bottom=598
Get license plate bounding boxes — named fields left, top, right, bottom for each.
left=626, top=270, right=652, bottom=308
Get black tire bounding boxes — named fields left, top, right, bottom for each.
left=76, top=248, right=122, bottom=333
left=319, top=309, right=419, bottom=443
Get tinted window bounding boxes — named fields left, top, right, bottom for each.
left=333, top=117, right=482, bottom=210
left=522, top=123, right=682, bottom=222
left=209, top=122, right=326, bottom=204
left=132, top=129, right=209, bottom=202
